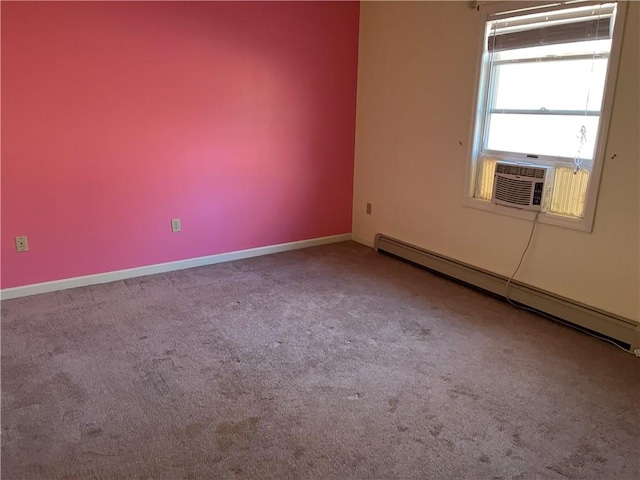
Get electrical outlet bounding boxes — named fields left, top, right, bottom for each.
left=634, top=349, right=640, bottom=358
left=171, top=218, right=181, bottom=233
left=366, top=203, right=372, bottom=215
left=15, top=236, right=29, bottom=252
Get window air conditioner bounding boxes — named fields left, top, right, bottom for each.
left=491, top=162, right=549, bottom=211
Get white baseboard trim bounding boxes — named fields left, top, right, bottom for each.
left=352, top=235, right=374, bottom=248
left=1, top=233, right=352, bottom=300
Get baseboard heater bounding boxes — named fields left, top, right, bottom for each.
left=374, top=234, right=640, bottom=351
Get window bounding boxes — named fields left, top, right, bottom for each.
left=467, top=1, right=627, bottom=231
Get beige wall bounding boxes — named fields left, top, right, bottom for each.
left=352, top=1, right=639, bottom=322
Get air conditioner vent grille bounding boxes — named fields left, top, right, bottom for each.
left=495, top=163, right=545, bottom=178
left=494, top=176, right=535, bottom=205
left=491, top=162, right=548, bottom=211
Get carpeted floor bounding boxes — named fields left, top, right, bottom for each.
left=1, top=241, right=638, bottom=479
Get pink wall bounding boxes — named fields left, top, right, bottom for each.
left=1, top=1, right=359, bottom=288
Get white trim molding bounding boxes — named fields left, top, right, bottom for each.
left=1, top=233, right=352, bottom=300
left=351, top=234, right=375, bottom=248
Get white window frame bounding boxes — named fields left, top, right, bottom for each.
left=463, top=0, right=628, bottom=232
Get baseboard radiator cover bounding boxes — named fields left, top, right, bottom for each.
left=374, top=234, right=640, bottom=351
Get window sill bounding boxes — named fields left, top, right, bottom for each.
left=462, top=197, right=594, bottom=233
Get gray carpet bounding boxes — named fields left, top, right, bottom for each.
left=2, top=241, right=638, bottom=479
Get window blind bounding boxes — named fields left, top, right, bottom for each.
left=487, top=3, right=615, bottom=52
